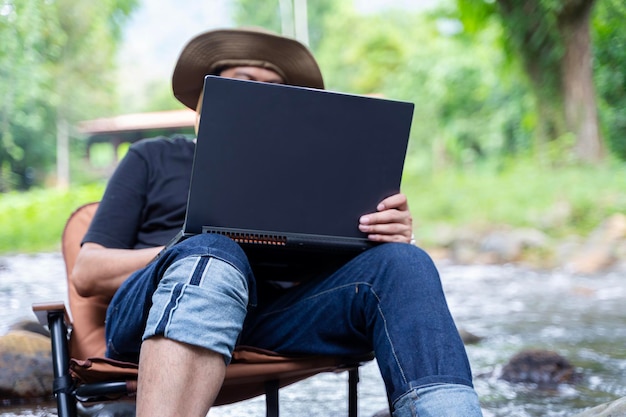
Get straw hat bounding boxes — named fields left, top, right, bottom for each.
left=172, top=28, right=325, bottom=110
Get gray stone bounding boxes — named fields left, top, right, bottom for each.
left=512, top=228, right=550, bottom=249
left=480, top=230, right=524, bottom=263
left=479, top=228, right=550, bottom=264
left=567, top=245, right=615, bottom=274
left=0, top=330, right=53, bottom=400
left=570, top=396, right=626, bottom=417
left=79, top=402, right=136, bottom=417
left=9, top=319, right=50, bottom=338
left=458, top=328, right=483, bottom=345
left=450, top=239, right=481, bottom=265
left=567, top=214, right=626, bottom=274
left=498, top=349, right=579, bottom=387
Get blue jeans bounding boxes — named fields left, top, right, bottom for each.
left=105, top=234, right=480, bottom=413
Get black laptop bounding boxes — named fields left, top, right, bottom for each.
left=171, top=75, right=413, bottom=269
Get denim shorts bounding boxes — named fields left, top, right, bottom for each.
left=105, top=234, right=255, bottom=364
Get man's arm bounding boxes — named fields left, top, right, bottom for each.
left=71, top=243, right=164, bottom=298
left=359, top=193, right=413, bottom=243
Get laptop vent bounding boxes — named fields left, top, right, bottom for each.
left=213, top=230, right=287, bottom=246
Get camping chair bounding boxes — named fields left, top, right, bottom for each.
left=33, top=202, right=374, bottom=417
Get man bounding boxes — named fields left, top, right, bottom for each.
left=72, top=28, right=483, bottom=417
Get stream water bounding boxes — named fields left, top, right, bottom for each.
left=1, top=252, right=625, bottom=416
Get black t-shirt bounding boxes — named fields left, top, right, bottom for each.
left=83, top=135, right=195, bottom=249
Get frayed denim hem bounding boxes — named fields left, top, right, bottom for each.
left=392, top=383, right=483, bottom=417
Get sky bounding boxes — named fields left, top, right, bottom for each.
left=116, top=0, right=441, bottom=108
left=116, top=0, right=233, bottom=104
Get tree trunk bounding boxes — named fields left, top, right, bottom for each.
left=495, top=0, right=604, bottom=163
left=558, top=0, right=604, bottom=162
left=496, top=0, right=566, bottom=156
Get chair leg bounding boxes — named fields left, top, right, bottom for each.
left=265, top=379, right=280, bottom=417
left=264, top=368, right=360, bottom=417
left=48, top=310, right=78, bottom=417
left=348, top=367, right=360, bottom=417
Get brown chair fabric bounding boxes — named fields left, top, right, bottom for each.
left=68, top=346, right=369, bottom=406
left=62, top=202, right=108, bottom=359
left=59, top=202, right=373, bottom=406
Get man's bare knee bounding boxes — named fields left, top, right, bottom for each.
left=137, top=337, right=226, bottom=417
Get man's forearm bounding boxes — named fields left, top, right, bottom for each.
left=71, top=243, right=164, bottom=298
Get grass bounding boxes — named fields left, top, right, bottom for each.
left=403, top=159, right=626, bottom=246
left=0, top=183, right=105, bottom=254
left=0, top=159, right=624, bottom=254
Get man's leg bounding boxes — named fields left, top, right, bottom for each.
left=241, top=243, right=482, bottom=416
left=105, top=234, right=256, bottom=416
left=137, top=337, right=225, bottom=417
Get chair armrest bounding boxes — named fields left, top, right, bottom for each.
left=33, top=302, right=78, bottom=415
left=32, top=302, right=72, bottom=328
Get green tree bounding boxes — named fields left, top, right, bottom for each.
left=0, top=0, right=137, bottom=191
left=592, top=0, right=626, bottom=160
left=233, top=0, right=281, bottom=33
left=456, top=0, right=604, bottom=164
left=0, top=0, right=53, bottom=190
left=232, top=0, right=340, bottom=52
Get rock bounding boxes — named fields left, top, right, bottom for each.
left=458, top=328, right=483, bottom=345
left=480, top=230, right=524, bottom=263
left=427, top=224, right=460, bottom=248
left=450, top=236, right=481, bottom=265
left=568, top=246, right=615, bottom=274
left=570, top=396, right=626, bottom=417
left=425, top=215, right=626, bottom=271
left=431, top=225, right=554, bottom=266
left=480, top=228, right=551, bottom=264
left=602, top=213, right=626, bottom=241
left=555, top=235, right=584, bottom=266
left=9, top=319, right=50, bottom=338
left=432, top=226, right=484, bottom=265
left=79, top=402, right=136, bottom=417
left=567, top=214, right=626, bottom=274
left=513, top=228, right=550, bottom=249
left=498, top=349, right=579, bottom=387
left=0, top=330, right=53, bottom=400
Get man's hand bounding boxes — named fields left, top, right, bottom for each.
left=359, top=193, right=413, bottom=243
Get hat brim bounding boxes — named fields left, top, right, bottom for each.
left=172, top=28, right=325, bottom=110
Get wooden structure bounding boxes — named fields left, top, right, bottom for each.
left=78, top=109, right=196, bottom=164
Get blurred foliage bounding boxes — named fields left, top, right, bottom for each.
left=0, top=0, right=137, bottom=191
left=0, top=183, right=105, bottom=253
left=233, top=0, right=341, bottom=51
left=405, top=157, right=626, bottom=244
left=455, top=0, right=603, bottom=163
left=233, top=0, right=281, bottom=34
left=593, top=0, right=626, bottom=160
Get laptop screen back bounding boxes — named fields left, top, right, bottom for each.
left=184, top=75, right=414, bottom=253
